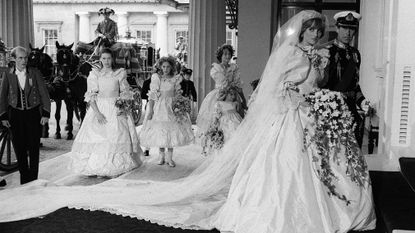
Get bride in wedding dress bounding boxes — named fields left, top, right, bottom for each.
left=0, top=10, right=375, bottom=233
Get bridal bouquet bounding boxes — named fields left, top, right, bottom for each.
left=202, top=110, right=224, bottom=155
left=303, top=89, right=370, bottom=205
left=115, top=89, right=142, bottom=123
left=172, top=90, right=192, bottom=123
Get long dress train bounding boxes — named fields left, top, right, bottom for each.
left=0, top=10, right=375, bottom=233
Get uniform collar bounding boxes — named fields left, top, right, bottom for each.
left=334, top=39, right=349, bottom=49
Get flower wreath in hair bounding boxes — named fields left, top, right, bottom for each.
left=217, top=84, right=239, bottom=101
left=98, top=7, right=115, bottom=16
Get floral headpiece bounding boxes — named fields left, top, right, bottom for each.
left=217, top=84, right=239, bottom=101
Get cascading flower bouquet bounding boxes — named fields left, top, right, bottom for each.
left=201, top=107, right=224, bottom=156
left=303, top=88, right=370, bottom=205
left=172, top=90, right=192, bottom=123
left=115, top=88, right=142, bottom=125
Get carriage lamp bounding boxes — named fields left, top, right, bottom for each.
left=140, top=46, right=147, bottom=60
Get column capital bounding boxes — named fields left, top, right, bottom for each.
left=76, top=12, right=90, bottom=16
left=153, top=11, right=169, bottom=17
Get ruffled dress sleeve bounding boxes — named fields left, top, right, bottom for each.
left=84, top=69, right=99, bottom=102
left=147, top=73, right=161, bottom=101
left=210, top=63, right=226, bottom=87
left=116, top=68, right=134, bottom=100
left=281, top=47, right=310, bottom=85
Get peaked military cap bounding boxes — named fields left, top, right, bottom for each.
left=334, top=11, right=361, bottom=28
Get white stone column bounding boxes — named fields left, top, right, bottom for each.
left=117, top=12, right=129, bottom=38
left=189, top=0, right=226, bottom=107
left=76, top=12, right=90, bottom=42
left=154, top=11, right=169, bottom=57
left=0, top=0, right=34, bottom=48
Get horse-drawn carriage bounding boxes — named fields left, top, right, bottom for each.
left=0, top=47, right=19, bottom=171
left=0, top=38, right=154, bottom=172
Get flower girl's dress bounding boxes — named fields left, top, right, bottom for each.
left=215, top=101, right=242, bottom=142
left=140, top=73, right=194, bottom=148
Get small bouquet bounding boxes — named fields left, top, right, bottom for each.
left=172, top=90, right=192, bottom=123
left=115, top=89, right=142, bottom=123
left=202, top=108, right=225, bottom=155
left=303, top=89, right=370, bottom=205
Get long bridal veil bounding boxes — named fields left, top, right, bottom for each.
left=0, top=10, right=326, bottom=230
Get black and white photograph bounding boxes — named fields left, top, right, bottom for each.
left=0, top=0, right=414, bottom=232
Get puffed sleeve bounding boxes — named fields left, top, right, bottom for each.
left=281, top=46, right=310, bottom=86
left=116, top=68, right=134, bottom=100
left=147, top=73, right=161, bottom=101
left=84, top=69, right=99, bottom=102
left=210, top=63, right=226, bottom=83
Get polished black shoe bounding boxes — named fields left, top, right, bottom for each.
left=0, top=179, right=6, bottom=187
left=144, top=150, right=150, bottom=156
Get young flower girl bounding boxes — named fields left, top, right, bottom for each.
left=202, top=86, right=242, bottom=155
left=140, top=56, right=194, bottom=167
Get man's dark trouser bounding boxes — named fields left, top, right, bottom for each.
left=9, top=107, right=41, bottom=184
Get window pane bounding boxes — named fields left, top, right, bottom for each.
left=43, top=29, right=58, bottom=61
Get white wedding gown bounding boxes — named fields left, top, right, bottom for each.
left=0, top=10, right=375, bottom=233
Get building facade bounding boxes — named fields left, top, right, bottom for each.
left=32, top=0, right=237, bottom=62
left=32, top=0, right=190, bottom=61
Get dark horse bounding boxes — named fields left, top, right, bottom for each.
left=55, top=41, right=91, bottom=140
left=27, top=43, right=56, bottom=138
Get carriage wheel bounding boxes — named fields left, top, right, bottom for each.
left=0, top=126, right=18, bottom=171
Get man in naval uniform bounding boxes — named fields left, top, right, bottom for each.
left=320, top=11, right=371, bottom=147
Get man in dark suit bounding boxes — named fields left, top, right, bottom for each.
left=0, top=46, right=51, bottom=184
left=179, top=68, right=197, bottom=123
left=320, top=11, right=371, bottom=147
left=179, top=68, right=197, bottom=102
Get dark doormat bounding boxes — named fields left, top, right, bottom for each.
left=0, top=207, right=219, bottom=233
left=0, top=206, right=380, bottom=233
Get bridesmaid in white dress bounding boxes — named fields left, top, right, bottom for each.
left=70, top=48, right=142, bottom=177
left=196, top=44, right=245, bottom=139
left=203, top=86, right=242, bottom=155
left=140, top=56, right=194, bottom=167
